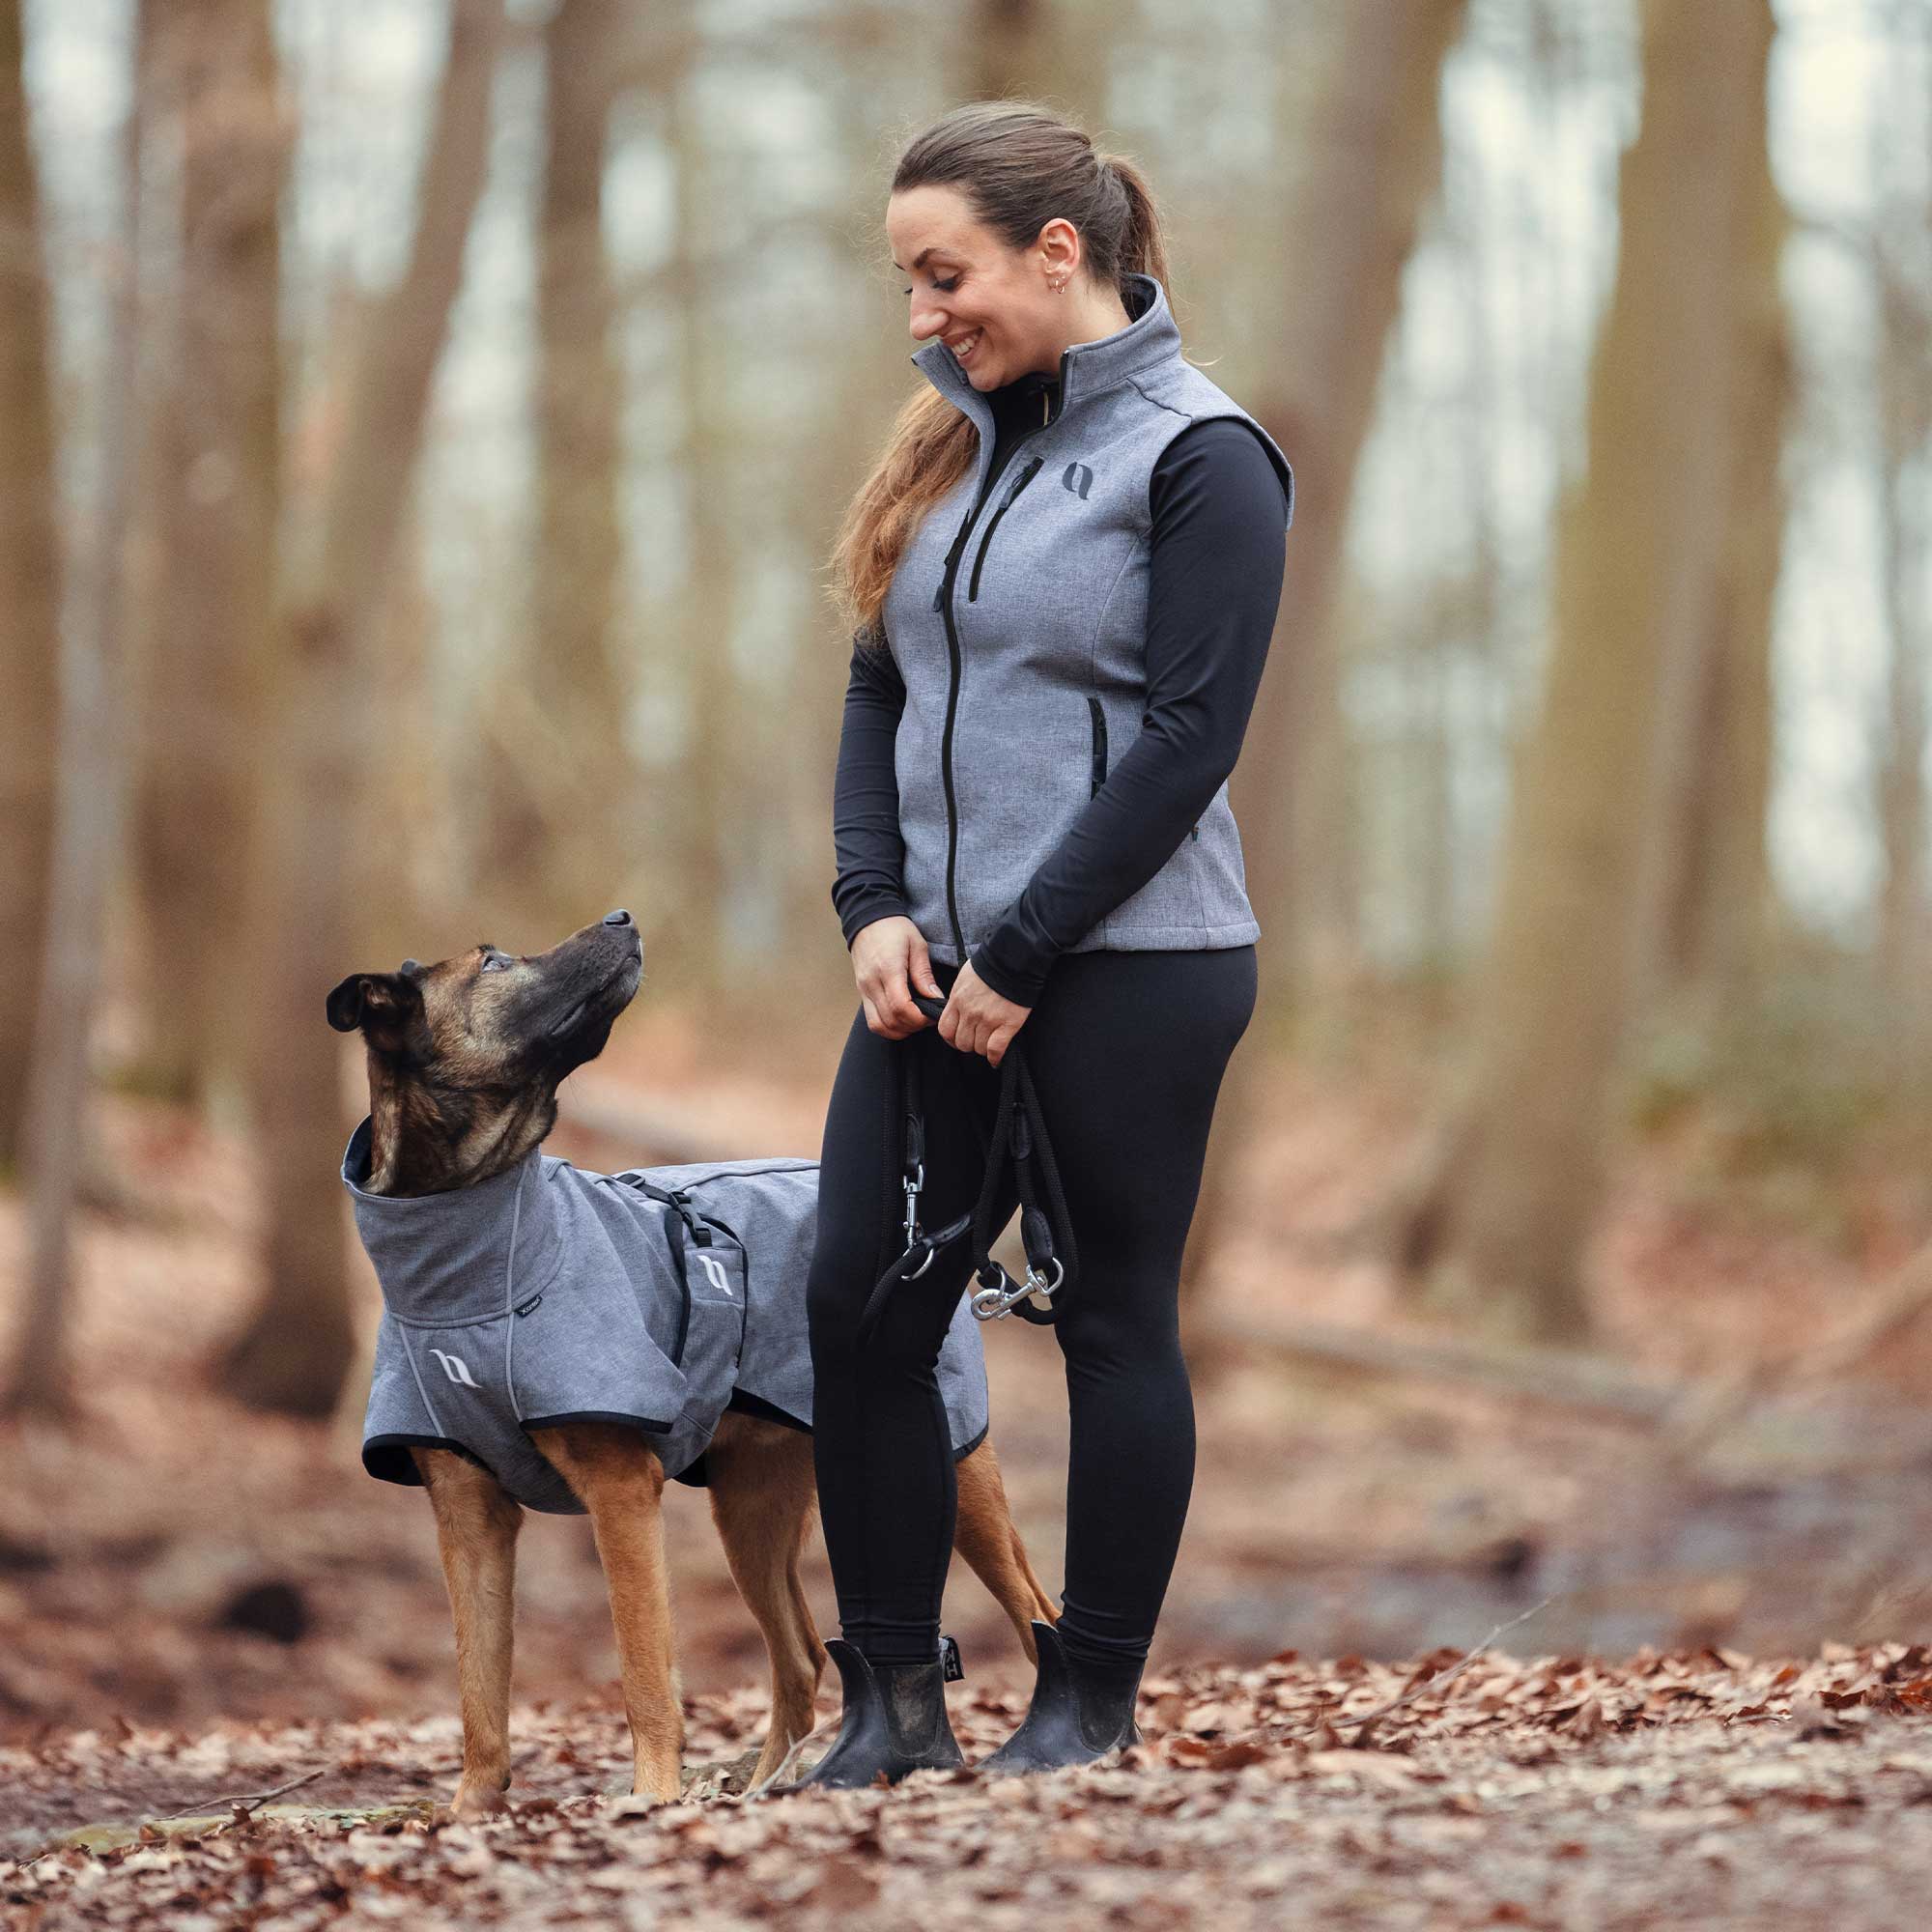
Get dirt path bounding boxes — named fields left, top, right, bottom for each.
left=9, top=1648, right=1932, bottom=1929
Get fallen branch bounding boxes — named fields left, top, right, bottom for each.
left=1298, top=1597, right=1556, bottom=1747
left=1661, top=1236, right=1932, bottom=1462
left=152, top=1766, right=327, bottom=1824
left=1203, top=1311, right=1685, bottom=1426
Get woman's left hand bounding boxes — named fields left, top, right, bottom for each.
left=938, top=960, right=1032, bottom=1066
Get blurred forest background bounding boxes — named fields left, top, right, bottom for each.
left=4, top=0, right=1932, bottom=1745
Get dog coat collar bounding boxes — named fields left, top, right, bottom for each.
left=341, top=1117, right=990, bottom=1513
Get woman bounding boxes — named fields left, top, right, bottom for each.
left=799, top=100, right=1293, bottom=1788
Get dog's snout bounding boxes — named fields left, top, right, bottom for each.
left=604, top=909, right=632, bottom=927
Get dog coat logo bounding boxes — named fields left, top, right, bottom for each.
left=429, top=1349, right=481, bottom=1388
left=694, top=1252, right=736, bottom=1299
left=1063, top=461, right=1094, bottom=500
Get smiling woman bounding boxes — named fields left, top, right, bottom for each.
left=798, top=100, right=1293, bottom=1794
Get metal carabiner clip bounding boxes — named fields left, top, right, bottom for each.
left=970, top=1255, right=1063, bottom=1321
left=901, top=1159, right=925, bottom=1247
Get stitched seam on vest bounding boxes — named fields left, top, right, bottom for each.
left=1087, top=540, right=1145, bottom=950
left=1134, top=384, right=1222, bottom=945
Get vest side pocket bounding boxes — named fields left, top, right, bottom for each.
left=1087, top=695, right=1108, bottom=800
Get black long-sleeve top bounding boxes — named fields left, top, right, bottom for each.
left=832, top=366, right=1289, bottom=1008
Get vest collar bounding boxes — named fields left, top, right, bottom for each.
left=911, top=272, right=1177, bottom=430
left=341, top=1115, right=560, bottom=1324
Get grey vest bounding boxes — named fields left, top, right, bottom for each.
left=343, top=1119, right=990, bottom=1513
left=881, top=271, right=1293, bottom=969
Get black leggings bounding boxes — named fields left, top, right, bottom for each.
left=805, top=944, right=1257, bottom=1670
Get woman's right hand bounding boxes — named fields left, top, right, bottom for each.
left=851, top=915, right=944, bottom=1039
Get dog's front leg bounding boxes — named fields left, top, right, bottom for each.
left=531, top=1424, right=683, bottom=1805
left=413, top=1447, right=524, bottom=1820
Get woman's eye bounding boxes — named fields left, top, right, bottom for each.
left=902, top=276, right=961, bottom=295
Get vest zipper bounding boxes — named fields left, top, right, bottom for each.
left=931, top=406, right=1058, bottom=959
left=967, top=457, right=1043, bottom=602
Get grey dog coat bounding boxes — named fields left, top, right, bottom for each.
left=343, top=1118, right=990, bottom=1514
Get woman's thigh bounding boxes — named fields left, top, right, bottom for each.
left=1019, top=947, right=1258, bottom=1331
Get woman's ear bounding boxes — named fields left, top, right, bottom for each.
left=1036, top=214, right=1081, bottom=284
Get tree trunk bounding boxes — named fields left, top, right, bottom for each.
left=221, top=0, right=508, bottom=1417
left=1181, top=0, right=1468, bottom=1319
left=6, top=0, right=152, bottom=1417
left=1236, top=0, right=1469, bottom=1008
left=1644, top=46, right=1788, bottom=1012
left=667, top=55, right=735, bottom=992
left=127, top=0, right=287, bottom=1115
left=480, top=0, right=626, bottom=936
left=1388, top=0, right=1774, bottom=1343
left=0, top=0, right=62, bottom=1171
left=1871, top=45, right=1932, bottom=1088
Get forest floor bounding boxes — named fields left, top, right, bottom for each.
left=6, top=988, right=1932, bottom=1923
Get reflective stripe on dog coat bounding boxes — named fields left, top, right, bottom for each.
left=342, top=1117, right=990, bottom=1514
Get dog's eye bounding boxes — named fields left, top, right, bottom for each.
left=481, top=953, right=510, bottom=973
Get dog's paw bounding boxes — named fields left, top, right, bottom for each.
left=446, top=1782, right=512, bottom=1823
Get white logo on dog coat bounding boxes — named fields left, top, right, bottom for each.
left=694, top=1252, right=735, bottom=1299
left=430, top=1349, right=481, bottom=1387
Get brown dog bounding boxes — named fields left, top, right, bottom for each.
left=327, top=911, right=1053, bottom=1816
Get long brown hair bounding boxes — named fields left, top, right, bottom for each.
left=828, top=102, right=1173, bottom=646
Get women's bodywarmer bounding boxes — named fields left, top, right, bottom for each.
left=880, top=271, right=1294, bottom=969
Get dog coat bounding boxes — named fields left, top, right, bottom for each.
left=343, top=1117, right=990, bottom=1514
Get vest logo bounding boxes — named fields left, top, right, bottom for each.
left=695, top=1252, right=736, bottom=1299
left=1063, top=461, right=1094, bottom=500
left=429, top=1349, right=481, bottom=1388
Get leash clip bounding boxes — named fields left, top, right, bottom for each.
left=899, top=1158, right=931, bottom=1272
left=969, top=1255, right=1064, bottom=1321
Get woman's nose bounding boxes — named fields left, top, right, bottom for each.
left=908, top=293, right=947, bottom=342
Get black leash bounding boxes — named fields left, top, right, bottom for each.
left=854, top=990, right=1078, bottom=1350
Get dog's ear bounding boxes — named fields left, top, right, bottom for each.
left=327, top=970, right=421, bottom=1038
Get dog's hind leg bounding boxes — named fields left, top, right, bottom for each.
left=412, top=1448, right=524, bottom=1821
left=704, top=1412, right=830, bottom=1787
left=530, top=1423, right=684, bottom=1806
left=952, top=1437, right=1058, bottom=1663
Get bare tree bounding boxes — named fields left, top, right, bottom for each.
left=479, top=0, right=628, bottom=936
left=0, top=0, right=61, bottom=1169
left=6, top=0, right=154, bottom=1417
left=1236, top=0, right=1470, bottom=1004
left=1386, top=0, right=1776, bottom=1343
left=221, top=0, right=508, bottom=1417
left=1645, top=63, right=1790, bottom=1011
left=1183, top=0, right=1468, bottom=1317
left=127, top=0, right=288, bottom=1110
left=1871, top=27, right=1932, bottom=1084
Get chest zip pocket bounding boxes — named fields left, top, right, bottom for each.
left=967, top=457, right=1044, bottom=602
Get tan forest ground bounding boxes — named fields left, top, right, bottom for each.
left=6, top=997, right=1932, bottom=1922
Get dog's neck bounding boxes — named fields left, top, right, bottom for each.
left=364, top=1068, right=559, bottom=1197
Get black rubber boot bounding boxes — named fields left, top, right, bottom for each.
left=980, top=1621, right=1144, bottom=1775
left=789, top=1639, right=965, bottom=1791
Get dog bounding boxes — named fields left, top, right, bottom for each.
left=327, top=910, right=1054, bottom=1816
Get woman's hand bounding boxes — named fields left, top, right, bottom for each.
left=936, top=959, right=1031, bottom=1067
left=849, top=919, right=1033, bottom=1064
left=851, top=916, right=944, bottom=1039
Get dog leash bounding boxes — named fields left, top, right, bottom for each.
left=855, top=990, right=1078, bottom=1349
